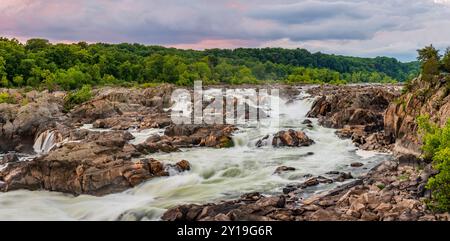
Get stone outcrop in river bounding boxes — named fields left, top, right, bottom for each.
left=0, top=89, right=66, bottom=152
left=0, top=130, right=191, bottom=196
left=307, top=84, right=401, bottom=151
left=256, top=129, right=314, bottom=147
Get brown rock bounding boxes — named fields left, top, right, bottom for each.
left=274, top=166, right=296, bottom=174
left=176, top=160, right=191, bottom=172
left=272, top=129, right=314, bottom=147
left=351, top=162, right=364, bottom=167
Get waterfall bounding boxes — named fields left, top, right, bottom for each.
left=231, top=132, right=250, bottom=148
left=33, top=130, right=65, bottom=154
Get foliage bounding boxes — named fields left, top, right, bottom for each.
left=63, top=85, right=93, bottom=111
left=417, top=115, right=450, bottom=211
left=417, top=45, right=442, bottom=82
left=0, top=37, right=419, bottom=90
left=0, top=92, right=15, bottom=104
left=442, top=48, right=450, bottom=73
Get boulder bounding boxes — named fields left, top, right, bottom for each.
left=272, top=129, right=314, bottom=147
left=274, top=166, right=296, bottom=174
left=0, top=153, right=19, bottom=165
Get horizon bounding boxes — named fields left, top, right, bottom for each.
left=2, top=0, right=450, bottom=62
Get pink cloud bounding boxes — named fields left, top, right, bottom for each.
left=168, top=39, right=255, bottom=50
left=226, top=0, right=247, bottom=11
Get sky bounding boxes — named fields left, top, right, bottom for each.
left=1, top=0, right=450, bottom=61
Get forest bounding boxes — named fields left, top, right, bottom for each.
left=0, top=37, right=419, bottom=90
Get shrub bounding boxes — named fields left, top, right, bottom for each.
left=0, top=92, right=15, bottom=104
left=63, top=85, right=93, bottom=111
left=417, top=115, right=450, bottom=211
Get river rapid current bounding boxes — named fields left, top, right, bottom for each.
left=0, top=89, right=391, bottom=220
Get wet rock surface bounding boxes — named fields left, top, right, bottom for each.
left=256, top=130, right=315, bottom=148
left=164, top=124, right=237, bottom=148
left=0, top=130, right=192, bottom=196
left=0, top=85, right=201, bottom=196
left=162, top=156, right=448, bottom=221
left=306, top=84, right=400, bottom=152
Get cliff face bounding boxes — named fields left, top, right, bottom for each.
left=384, top=76, right=450, bottom=156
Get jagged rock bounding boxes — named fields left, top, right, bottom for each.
left=0, top=129, right=188, bottom=196
left=164, top=124, right=237, bottom=148
left=271, top=129, right=314, bottom=147
left=176, top=160, right=191, bottom=172
left=351, top=162, right=364, bottom=167
left=302, top=119, right=312, bottom=124
left=307, top=85, right=399, bottom=151
left=384, top=77, right=450, bottom=156
left=0, top=94, right=65, bottom=152
left=274, top=166, right=296, bottom=174
left=0, top=153, right=19, bottom=165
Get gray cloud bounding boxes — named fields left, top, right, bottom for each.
left=1, top=0, right=450, bottom=60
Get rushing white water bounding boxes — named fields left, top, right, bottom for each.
left=0, top=89, right=391, bottom=220
left=33, top=130, right=66, bottom=154
left=79, top=124, right=165, bottom=145
left=128, top=128, right=165, bottom=145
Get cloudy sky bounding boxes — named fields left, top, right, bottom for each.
left=1, top=0, right=450, bottom=61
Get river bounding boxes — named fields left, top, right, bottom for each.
left=0, top=89, right=391, bottom=220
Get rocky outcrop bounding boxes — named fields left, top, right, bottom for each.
left=256, top=130, right=314, bottom=148
left=0, top=130, right=190, bottom=196
left=384, top=76, right=450, bottom=156
left=307, top=85, right=400, bottom=151
left=162, top=156, right=447, bottom=221
left=272, top=129, right=314, bottom=147
left=164, top=124, right=237, bottom=148
left=71, top=85, right=174, bottom=129
left=0, top=91, right=65, bottom=152
left=0, top=153, right=19, bottom=165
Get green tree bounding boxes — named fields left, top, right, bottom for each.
left=190, top=62, right=212, bottom=81
left=161, top=55, right=186, bottom=83
left=442, top=48, right=450, bottom=73
left=0, top=76, right=9, bottom=87
left=417, top=115, right=450, bottom=211
left=12, top=75, right=24, bottom=87
left=56, top=67, right=92, bottom=90
left=64, top=85, right=93, bottom=111
left=25, top=38, right=50, bottom=52
left=231, top=66, right=257, bottom=84
left=417, top=45, right=441, bottom=81
left=0, top=56, right=6, bottom=78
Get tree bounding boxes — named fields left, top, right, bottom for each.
left=25, top=38, right=50, bottom=52
left=442, top=48, right=450, bottom=73
left=190, top=62, right=212, bottom=82
left=56, top=67, right=92, bottom=90
left=0, top=56, right=6, bottom=78
left=0, top=37, right=423, bottom=89
left=0, top=76, right=9, bottom=87
left=143, top=54, right=164, bottom=82
left=12, top=75, right=24, bottom=87
left=417, top=45, right=441, bottom=81
left=161, top=55, right=186, bottom=83
left=417, top=115, right=450, bottom=211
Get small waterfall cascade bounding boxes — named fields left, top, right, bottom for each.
left=33, top=130, right=66, bottom=154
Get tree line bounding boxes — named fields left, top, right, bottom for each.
left=0, top=37, right=419, bottom=90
